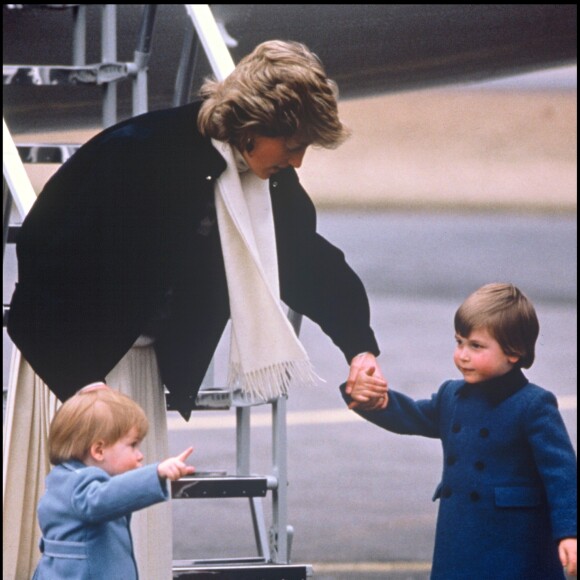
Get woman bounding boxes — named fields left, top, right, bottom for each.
left=7, top=40, right=386, bottom=579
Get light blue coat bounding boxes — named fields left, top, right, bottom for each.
left=32, top=460, right=169, bottom=579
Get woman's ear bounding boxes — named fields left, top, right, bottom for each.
left=507, top=354, right=520, bottom=365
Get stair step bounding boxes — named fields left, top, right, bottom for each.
left=17, top=143, right=81, bottom=164
left=172, top=561, right=313, bottom=579
left=3, top=63, right=129, bottom=86
left=172, top=473, right=273, bottom=499
left=193, top=388, right=232, bottom=410
left=166, top=389, right=232, bottom=411
left=5, top=5, right=81, bottom=11
left=166, top=388, right=279, bottom=412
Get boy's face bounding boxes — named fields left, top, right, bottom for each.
left=454, top=327, right=519, bottom=384
left=99, top=426, right=144, bottom=476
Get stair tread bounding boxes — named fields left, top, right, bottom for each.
left=16, top=143, right=81, bottom=163
left=172, top=561, right=313, bottom=580
left=3, top=63, right=129, bottom=86
left=172, top=473, right=272, bottom=499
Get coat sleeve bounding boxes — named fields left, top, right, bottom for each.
left=339, top=382, right=445, bottom=438
left=69, top=464, right=169, bottom=524
left=272, top=168, right=379, bottom=362
left=524, top=389, right=577, bottom=541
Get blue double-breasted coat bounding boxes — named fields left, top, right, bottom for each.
left=32, top=460, right=169, bottom=579
left=342, top=368, right=577, bottom=579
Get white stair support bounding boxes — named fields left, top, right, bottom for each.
left=3, top=119, right=37, bottom=218
left=185, top=5, right=235, bottom=81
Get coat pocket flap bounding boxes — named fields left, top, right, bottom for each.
left=494, top=486, right=543, bottom=507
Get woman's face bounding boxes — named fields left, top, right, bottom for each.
left=241, top=135, right=309, bottom=180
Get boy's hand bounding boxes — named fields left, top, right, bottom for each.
left=559, top=537, right=577, bottom=576
left=347, top=362, right=388, bottom=410
left=157, top=447, right=195, bottom=481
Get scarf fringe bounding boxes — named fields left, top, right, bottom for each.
left=213, top=139, right=321, bottom=401
left=227, top=360, right=320, bottom=402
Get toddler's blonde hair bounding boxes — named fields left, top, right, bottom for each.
left=48, top=388, right=148, bottom=465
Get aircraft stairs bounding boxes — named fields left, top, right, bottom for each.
left=3, top=5, right=313, bottom=578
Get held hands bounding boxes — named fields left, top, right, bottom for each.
left=559, top=537, right=577, bottom=577
left=157, top=447, right=196, bottom=481
left=346, top=353, right=388, bottom=410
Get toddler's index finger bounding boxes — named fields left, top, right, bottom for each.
left=177, top=446, right=194, bottom=462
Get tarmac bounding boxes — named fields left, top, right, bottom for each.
left=304, top=89, right=577, bottom=213
left=3, top=86, right=577, bottom=580
left=7, top=87, right=577, bottom=214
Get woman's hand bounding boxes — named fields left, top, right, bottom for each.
left=346, top=353, right=388, bottom=410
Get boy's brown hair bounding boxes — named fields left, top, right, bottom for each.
left=454, top=283, right=540, bottom=368
left=48, top=387, right=149, bottom=465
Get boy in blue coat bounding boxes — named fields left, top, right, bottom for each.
left=342, top=283, right=577, bottom=579
left=32, top=386, right=195, bottom=579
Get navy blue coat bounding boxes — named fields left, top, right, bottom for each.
left=341, top=368, right=577, bottom=579
left=32, top=460, right=168, bottom=579
left=8, top=101, right=379, bottom=419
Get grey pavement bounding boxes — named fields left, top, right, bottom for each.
left=165, top=209, right=577, bottom=579
left=3, top=210, right=577, bottom=580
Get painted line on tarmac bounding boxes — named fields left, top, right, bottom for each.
left=312, top=561, right=431, bottom=573
left=168, top=408, right=364, bottom=431
left=168, top=394, right=576, bottom=431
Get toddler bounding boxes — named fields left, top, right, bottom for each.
left=32, top=385, right=194, bottom=579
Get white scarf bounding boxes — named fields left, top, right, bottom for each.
left=212, top=140, right=319, bottom=401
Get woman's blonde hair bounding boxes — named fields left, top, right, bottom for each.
left=197, top=40, right=350, bottom=149
left=454, top=283, right=540, bottom=368
left=48, top=388, right=149, bottom=465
